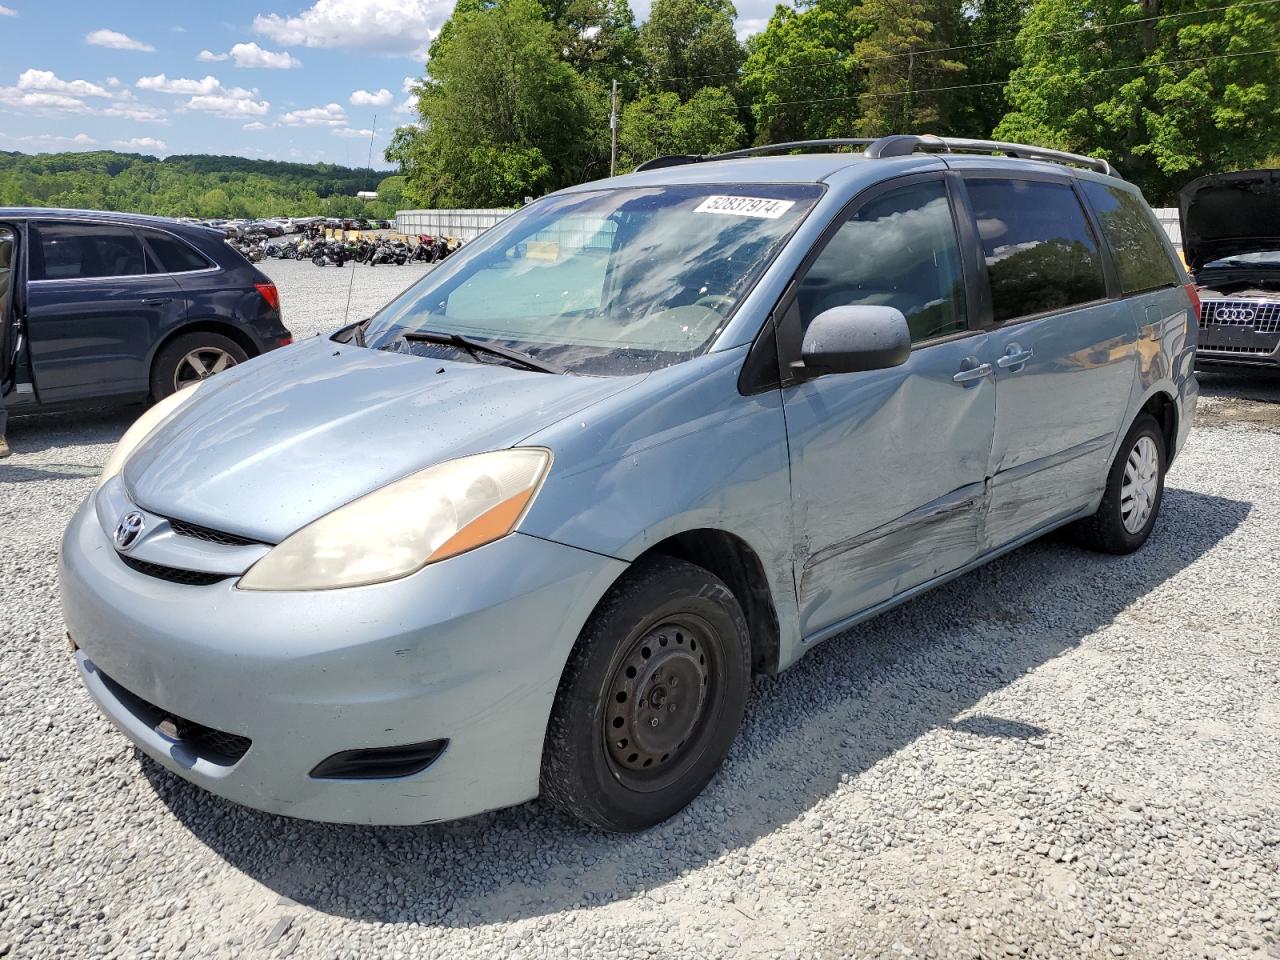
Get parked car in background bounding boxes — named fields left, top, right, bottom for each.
left=0, top=209, right=292, bottom=411
left=61, top=136, right=1196, bottom=834
left=1180, top=169, right=1280, bottom=368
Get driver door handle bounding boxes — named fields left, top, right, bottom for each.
left=141, top=297, right=172, bottom=305
left=953, top=362, right=992, bottom=384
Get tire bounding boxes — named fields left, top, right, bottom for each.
left=541, top=556, right=751, bottom=832
left=1066, top=413, right=1167, bottom=554
left=150, top=331, right=248, bottom=401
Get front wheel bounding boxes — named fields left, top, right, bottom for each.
left=1067, top=413, right=1166, bottom=554
left=541, top=556, right=751, bottom=832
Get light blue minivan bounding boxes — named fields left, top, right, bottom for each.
left=61, top=136, right=1198, bottom=831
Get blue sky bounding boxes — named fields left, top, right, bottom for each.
left=0, top=0, right=770, bottom=168
left=0, top=1, right=452, bottom=168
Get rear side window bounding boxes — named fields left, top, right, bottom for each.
left=797, top=179, right=968, bottom=344
left=32, top=222, right=144, bottom=280
left=143, top=230, right=214, bottom=274
left=965, top=179, right=1107, bottom=322
left=1080, top=180, right=1180, bottom=294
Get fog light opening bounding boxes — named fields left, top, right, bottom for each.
left=309, top=739, right=449, bottom=780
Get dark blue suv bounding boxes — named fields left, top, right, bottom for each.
left=0, top=209, right=292, bottom=411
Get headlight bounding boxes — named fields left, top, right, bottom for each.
left=238, top=448, right=552, bottom=591
left=98, top=386, right=201, bottom=489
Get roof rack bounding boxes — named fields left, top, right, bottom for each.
left=633, top=134, right=1115, bottom=176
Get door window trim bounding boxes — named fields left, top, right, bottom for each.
left=952, top=170, right=1120, bottom=329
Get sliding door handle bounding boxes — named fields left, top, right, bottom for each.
left=997, top=344, right=1034, bottom=369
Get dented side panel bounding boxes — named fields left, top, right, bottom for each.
left=984, top=300, right=1137, bottom=549
left=780, top=333, right=996, bottom=637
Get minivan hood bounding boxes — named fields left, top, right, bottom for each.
left=123, top=336, right=641, bottom=543
left=1179, top=169, right=1280, bottom=270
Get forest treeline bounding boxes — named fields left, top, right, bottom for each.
left=0, top=151, right=407, bottom=219
left=388, top=0, right=1280, bottom=206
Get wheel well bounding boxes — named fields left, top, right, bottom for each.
left=640, top=529, right=781, bottom=676
left=1138, top=391, right=1177, bottom=458
left=152, top=320, right=261, bottom=370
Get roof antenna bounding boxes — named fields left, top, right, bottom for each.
left=342, top=114, right=378, bottom=329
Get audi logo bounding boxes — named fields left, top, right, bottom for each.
left=1214, top=306, right=1257, bottom=322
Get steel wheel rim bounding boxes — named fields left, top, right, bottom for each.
left=603, top=616, right=717, bottom=792
left=174, top=348, right=236, bottom=390
left=1120, top=435, right=1159, bottom=534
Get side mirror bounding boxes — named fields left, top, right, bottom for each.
left=799, top=305, right=911, bottom=377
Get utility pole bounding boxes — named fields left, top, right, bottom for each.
left=609, top=80, right=618, bottom=177
left=367, top=113, right=378, bottom=186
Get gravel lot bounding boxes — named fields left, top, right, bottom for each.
left=1, top=264, right=1278, bottom=960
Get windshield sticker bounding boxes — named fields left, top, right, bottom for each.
left=693, top=195, right=797, bottom=219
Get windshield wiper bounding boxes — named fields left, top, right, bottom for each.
left=400, top=330, right=565, bottom=375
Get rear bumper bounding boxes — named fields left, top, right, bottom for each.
left=61, top=497, right=626, bottom=824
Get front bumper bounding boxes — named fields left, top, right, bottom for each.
left=61, top=497, right=627, bottom=825
left=1196, top=298, right=1280, bottom=367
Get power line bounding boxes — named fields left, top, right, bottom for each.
left=636, top=0, right=1280, bottom=88
left=731, top=45, right=1280, bottom=113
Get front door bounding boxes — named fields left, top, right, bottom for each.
left=26, top=220, right=184, bottom=404
left=959, top=176, right=1136, bottom=548
left=778, top=175, right=997, bottom=639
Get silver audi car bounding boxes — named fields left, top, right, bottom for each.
left=61, top=136, right=1198, bottom=832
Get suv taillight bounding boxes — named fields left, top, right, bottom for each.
left=1183, top=282, right=1201, bottom=322
left=254, top=282, right=280, bottom=312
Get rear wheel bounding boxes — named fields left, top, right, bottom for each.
left=150, top=332, right=248, bottom=400
left=541, top=556, right=751, bottom=832
left=1067, top=413, right=1166, bottom=554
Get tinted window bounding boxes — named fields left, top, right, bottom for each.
left=0, top=225, right=13, bottom=323
left=34, top=223, right=144, bottom=280
left=797, top=179, right=967, bottom=344
left=966, top=179, right=1107, bottom=322
left=144, top=231, right=213, bottom=273
left=1080, top=180, right=1180, bottom=294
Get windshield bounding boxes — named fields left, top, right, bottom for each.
left=364, top=183, right=823, bottom=376
left=1204, top=250, right=1280, bottom=268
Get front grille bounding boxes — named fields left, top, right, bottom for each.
left=1199, top=343, right=1275, bottom=355
left=1200, top=300, right=1280, bottom=333
left=118, top=554, right=231, bottom=586
left=168, top=518, right=262, bottom=547
left=96, top=667, right=251, bottom=765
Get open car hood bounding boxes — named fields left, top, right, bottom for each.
left=1179, top=169, right=1280, bottom=271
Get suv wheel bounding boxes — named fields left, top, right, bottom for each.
left=151, top=332, right=248, bottom=400
left=541, top=556, right=751, bottom=832
left=1067, top=413, right=1167, bottom=554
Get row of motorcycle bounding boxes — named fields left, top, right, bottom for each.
left=228, top=235, right=459, bottom=266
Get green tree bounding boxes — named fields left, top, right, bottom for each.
left=741, top=0, right=870, bottom=143
left=995, top=0, right=1280, bottom=201
left=618, top=87, right=746, bottom=167
left=950, top=0, right=1030, bottom=138
left=854, top=0, right=966, bottom=135
left=639, top=0, right=745, bottom=100
left=403, top=0, right=601, bottom=205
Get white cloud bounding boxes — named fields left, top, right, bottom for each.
left=735, top=17, right=768, bottom=39
left=200, top=42, right=300, bottom=68
left=7, top=132, right=96, bottom=147
left=86, top=29, right=155, bottom=52
left=254, top=0, right=444, bottom=57
left=279, top=102, right=346, bottom=127
left=136, top=73, right=223, bottom=96
left=0, top=5, right=16, bottom=15
left=228, top=42, right=300, bottom=68
left=333, top=126, right=373, bottom=138
left=102, top=101, right=168, bottom=123
left=349, top=87, right=391, bottom=107
left=395, top=75, right=419, bottom=114
left=114, top=136, right=167, bottom=152
left=187, top=93, right=270, bottom=118
left=17, top=69, right=116, bottom=99
left=243, top=121, right=269, bottom=130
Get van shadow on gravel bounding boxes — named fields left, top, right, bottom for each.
left=143, top=487, right=1250, bottom=928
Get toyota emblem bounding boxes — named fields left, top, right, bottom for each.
left=114, top=511, right=145, bottom=551
left=1214, top=306, right=1256, bottom=323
